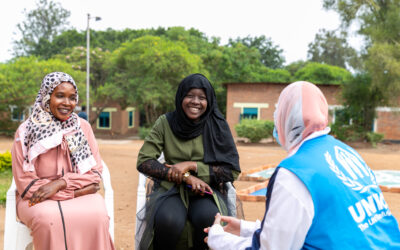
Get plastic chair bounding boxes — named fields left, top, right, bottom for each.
left=3, top=161, right=114, bottom=250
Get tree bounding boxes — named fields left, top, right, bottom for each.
left=13, top=0, right=71, bottom=59
left=323, top=0, right=400, bottom=104
left=229, top=35, right=285, bottom=69
left=285, top=60, right=309, bottom=76
left=307, top=29, right=360, bottom=69
left=293, top=62, right=352, bottom=84
left=52, top=46, right=112, bottom=124
left=341, top=73, right=384, bottom=131
left=107, top=36, right=203, bottom=124
left=0, top=57, right=85, bottom=126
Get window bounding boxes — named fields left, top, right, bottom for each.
left=10, top=106, right=24, bottom=121
left=98, top=112, right=111, bottom=129
left=128, top=111, right=134, bottom=127
left=241, top=107, right=258, bottom=119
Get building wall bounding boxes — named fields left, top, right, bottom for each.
left=90, top=102, right=139, bottom=138
left=375, top=109, right=400, bottom=140
left=226, top=82, right=400, bottom=141
left=226, top=82, right=342, bottom=137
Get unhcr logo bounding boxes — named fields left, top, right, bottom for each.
left=324, top=146, right=378, bottom=193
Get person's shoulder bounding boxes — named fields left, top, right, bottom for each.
left=154, top=114, right=168, bottom=126
left=78, top=117, right=92, bottom=130
left=159, top=114, right=167, bottom=122
left=13, top=119, right=29, bottom=141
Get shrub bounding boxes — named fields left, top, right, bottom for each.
left=138, top=126, right=152, bottom=140
left=235, top=119, right=274, bottom=143
left=0, top=151, right=12, bottom=172
left=330, top=123, right=365, bottom=142
left=0, top=168, right=13, bottom=204
left=366, top=132, right=384, bottom=147
left=330, top=123, right=384, bottom=147
left=293, top=62, right=352, bottom=84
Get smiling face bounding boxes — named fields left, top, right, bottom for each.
left=181, top=88, right=208, bottom=122
left=49, top=82, right=77, bottom=121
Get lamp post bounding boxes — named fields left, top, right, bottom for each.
left=86, top=13, right=101, bottom=122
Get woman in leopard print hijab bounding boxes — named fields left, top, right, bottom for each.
left=21, top=71, right=96, bottom=174
left=11, top=72, right=115, bottom=249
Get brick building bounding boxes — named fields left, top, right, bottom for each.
left=7, top=101, right=140, bottom=139
left=89, top=101, right=140, bottom=138
left=225, top=82, right=400, bottom=141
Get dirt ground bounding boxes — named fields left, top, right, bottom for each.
left=0, top=137, right=399, bottom=249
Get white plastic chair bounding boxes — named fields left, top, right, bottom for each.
left=135, top=153, right=165, bottom=244
left=3, top=161, right=114, bottom=250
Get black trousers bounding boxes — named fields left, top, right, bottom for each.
left=153, top=193, right=219, bottom=250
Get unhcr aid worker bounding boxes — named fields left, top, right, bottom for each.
left=205, top=81, right=400, bottom=249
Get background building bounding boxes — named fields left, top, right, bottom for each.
left=225, top=82, right=400, bottom=141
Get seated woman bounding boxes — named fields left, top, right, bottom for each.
left=205, top=81, right=400, bottom=249
left=136, top=73, right=241, bottom=250
left=11, top=72, right=115, bottom=250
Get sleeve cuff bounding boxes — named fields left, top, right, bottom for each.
left=60, top=175, right=69, bottom=189
left=240, top=219, right=261, bottom=237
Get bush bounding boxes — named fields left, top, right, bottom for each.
left=293, top=62, right=352, bottom=84
left=138, top=126, right=152, bottom=140
left=330, top=123, right=384, bottom=147
left=366, top=132, right=384, bottom=147
left=235, top=119, right=274, bottom=143
left=330, top=123, right=365, bottom=142
left=0, top=168, right=12, bottom=204
left=0, top=151, right=12, bottom=172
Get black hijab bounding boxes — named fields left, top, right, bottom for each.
left=166, top=73, right=240, bottom=172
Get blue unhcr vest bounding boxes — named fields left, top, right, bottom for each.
left=277, top=135, right=400, bottom=249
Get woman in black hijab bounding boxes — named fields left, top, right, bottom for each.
left=136, top=74, right=241, bottom=250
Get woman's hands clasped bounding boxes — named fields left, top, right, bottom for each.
left=74, top=183, right=100, bottom=198
left=166, top=161, right=197, bottom=184
left=29, top=179, right=66, bottom=206
left=29, top=179, right=100, bottom=206
left=166, top=161, right=212, bottom=195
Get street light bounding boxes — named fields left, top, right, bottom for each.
left=86, top=13, right=101, bottom=122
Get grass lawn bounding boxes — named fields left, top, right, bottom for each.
left=0, top=169, right=12, bottom=205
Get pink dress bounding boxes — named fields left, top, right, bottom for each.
left=12, top=119, right=115, bottom=250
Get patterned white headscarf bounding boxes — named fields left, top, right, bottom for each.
left=19, top=72, right=96, bottom=174
left=274, top=81, right=329, bottom=153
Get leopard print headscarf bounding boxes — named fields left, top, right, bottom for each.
left=19, top=72, right=96, bottom=174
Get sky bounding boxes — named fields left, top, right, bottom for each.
left=0, top=0, right=359, bottom=64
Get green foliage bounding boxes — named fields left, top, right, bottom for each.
left=53, top=46, right=112, bottom=118
left=307, top=29, right=360, bottom=70
left=0, top=151, right=12, bottom=172
left=0, top=56, right=86, bottom=126
left=330, top=123, right=365, bottom=142
left=229, top=35, right=285, bottom=69
left=235, top=119, right=274, bottom=143
left=138, top=126, right=152, bottom=140
left=263, top=68, right=292, bottom=82
left=365, top=43, right=400, bottom=104
left=324, top=0, right=400, bottom=106
left=13, top=0, right=71, bottom=58
left=285, top=60, right=309, bottom=76
left=331, top=123, right=384, bottom=147
left=341, top=73, right=382, bottom=131
left=366, top=132, right=384, bottom=147
left=0, top=168, right=13, bottom=205
left=108, top=36, right=203, bottom=124
left=293, top=62, right=352, bottom=84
